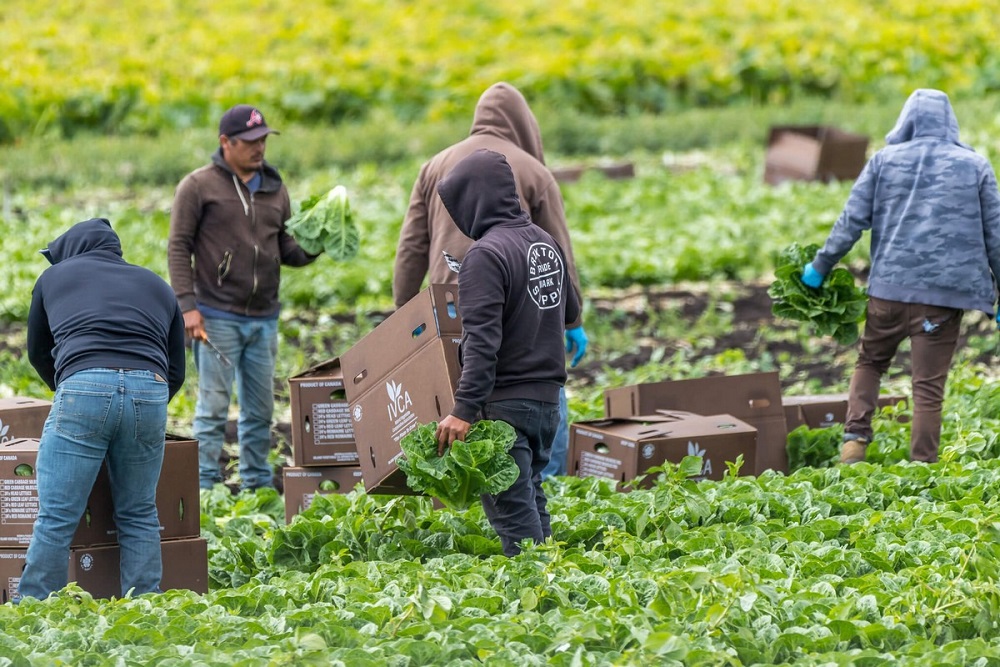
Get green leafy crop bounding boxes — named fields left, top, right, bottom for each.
left=397, top=420, right=520, bottom=511
left=768, top=242, right=867, bottom=345
left=286, top=185, right=361, bottom=260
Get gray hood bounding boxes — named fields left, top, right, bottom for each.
left=885, top=88, right=969, bottom=148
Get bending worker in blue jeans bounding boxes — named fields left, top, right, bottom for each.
left=21, top=218, right=186, bottom=600
left=434, top=149, right=581, bottom=556
left=801, top=89, right=1000, bottom=465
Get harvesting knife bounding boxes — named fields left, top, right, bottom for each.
left=202, top=336, right=233, bottom=367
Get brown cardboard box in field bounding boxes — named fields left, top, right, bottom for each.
left=0, top=548, right=26, bottom=604
left=783, top=393, right=909, bottom=432
left=604, top=371, right=788, bottom=475
left=67, top=537, right=209, bottom=599
left=0, top=397, right=51, bottom=443
left=341, top=285, right=463, bottom=493
left=282, top=465, right=365, bottom=523
left=0, top=435, right=200, bottom=547
left=288, top=358, right=358, bottom=466
left=764, top=125, right=869, bottom=185
left=569, top=412, right=757, bottom=485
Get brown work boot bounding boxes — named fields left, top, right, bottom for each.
left=840, top=439, right=868, bottom=465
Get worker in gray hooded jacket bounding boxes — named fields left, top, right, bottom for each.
left=802, top=88, right=1000, bottom=464
left=393, top=82, right=588, bottom=480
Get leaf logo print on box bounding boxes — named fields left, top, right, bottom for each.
left=687, top=440, right=712, bottom=478
left=386, top=380, right=413, bottom=422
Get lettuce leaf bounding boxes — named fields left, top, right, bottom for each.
left=397, top=420, right=520, bottom=511
left=768, top=242, right=867, bottom=345
left=286, top=185, right=360, bottom=260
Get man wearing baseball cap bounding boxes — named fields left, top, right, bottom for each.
left=168, top=104, right=320, bottom=491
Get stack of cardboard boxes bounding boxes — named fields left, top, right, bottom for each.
left=0, top=399, right=207, bottom=602
left=284, top=357, right=365, bottom=522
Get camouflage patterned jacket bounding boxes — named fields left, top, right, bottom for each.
left=812, top=88, right=1000, bottom=315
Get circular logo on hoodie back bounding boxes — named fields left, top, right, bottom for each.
left=527, top=243, right=564, bottom=309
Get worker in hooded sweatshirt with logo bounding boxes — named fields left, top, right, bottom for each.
left=434, top=149, right=581, bottom=557
left=20, top=218, right=185, bottom=601
left=394, top=82, right=588, bottom=480
left=801, top=89, right=1000, bottom=465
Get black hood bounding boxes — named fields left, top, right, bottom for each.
left=437, top=149, right=526, bottom=240
left=40, top=217, right=122, bottom=265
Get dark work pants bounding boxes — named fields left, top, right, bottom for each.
left=480, top=398, right=559, bottom=556
left=845, top=296, right=962, bottom=463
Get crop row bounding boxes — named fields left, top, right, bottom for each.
left=4, top=0, right=1000, bottom=139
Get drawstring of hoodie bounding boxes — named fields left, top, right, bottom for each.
left=232, top=174, right=250, bottom=216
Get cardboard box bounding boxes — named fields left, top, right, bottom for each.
left=569, top=413, right=757, bottom=485
left=0, top=435, right=200, bottom=547
left=288, top=358, right=359, bottom=466
left=68, top=537, right=209, bottom=598
left=341, top=285, right=463, bottom=493
left=764, top=125, right=869, bottom=185
left=1, top=537, right=209, bottom=602
left=0, top=397, right=51, bottom=443
left=0, top=549, right=26, bottom=604
left=604, top=371, right=788, bottom=475
left=282, top=465, right=364, bottom=523
left=783, top=393, right=909, bottom=432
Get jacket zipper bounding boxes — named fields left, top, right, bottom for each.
left=231, top=174, right=261, bottom=315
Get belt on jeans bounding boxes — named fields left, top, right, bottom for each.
left=118, top=369, right=166, bottom=383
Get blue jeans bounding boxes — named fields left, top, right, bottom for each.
left=541, top=387, right=569, bottom=479
left=480, top=398, right=559, bottom=556
left=194, top=317, right=277, bottom=490
left=19, top=369, right=167, bottom=600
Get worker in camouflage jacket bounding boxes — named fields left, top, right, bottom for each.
left=802, top=88, right=1000, bottom=464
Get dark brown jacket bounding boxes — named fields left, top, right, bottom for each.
left=392, top=82, right=583, bottom=328
left=168, top=150, right=315, bottom=317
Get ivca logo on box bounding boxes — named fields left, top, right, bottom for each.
left=386, top=380, right=413, bottom=421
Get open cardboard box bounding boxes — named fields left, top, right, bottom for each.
left=341, top=285, right=463, bottom=493
left=287, top=357, right=359, bottom=466
left=764, top=125, right=869, bottom=185
left=570, top=412, right=756, bottom=486
left=783, top=393, right=909, bottom=432
left=0, top=397, right=51, bottom=443
left=604, top=371, right=788, bottom=474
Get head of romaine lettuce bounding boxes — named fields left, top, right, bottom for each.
left=397, top=419, right=520, bottom=511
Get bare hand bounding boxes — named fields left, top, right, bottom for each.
left=435, top=415, right=471, bottom=456
left=183, top=309, right=206, bottom=342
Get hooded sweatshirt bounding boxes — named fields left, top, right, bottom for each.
left=168, top=149, right=316, bottom=318
left=437, top=150, right=581, bottom=423
left=812, top=88, right=1000, bottom=314
left=393, top=82, right=583, bottom=328
left=27, top=218, right=186, bottom=398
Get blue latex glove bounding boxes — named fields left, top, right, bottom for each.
left=801, top=263, right=825, bottom=289
left=995, top=311, right=1000, bottom=330
left=565, top=326, right=589, bottom=368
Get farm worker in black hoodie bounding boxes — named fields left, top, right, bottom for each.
left=393, top=82, right=588, bottom=481
left=20, top=218, right=186, bottom=601
left=435, top=149, right=581, bottom=556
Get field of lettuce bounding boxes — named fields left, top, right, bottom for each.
left=7, top=2, right=1000, bottom=665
